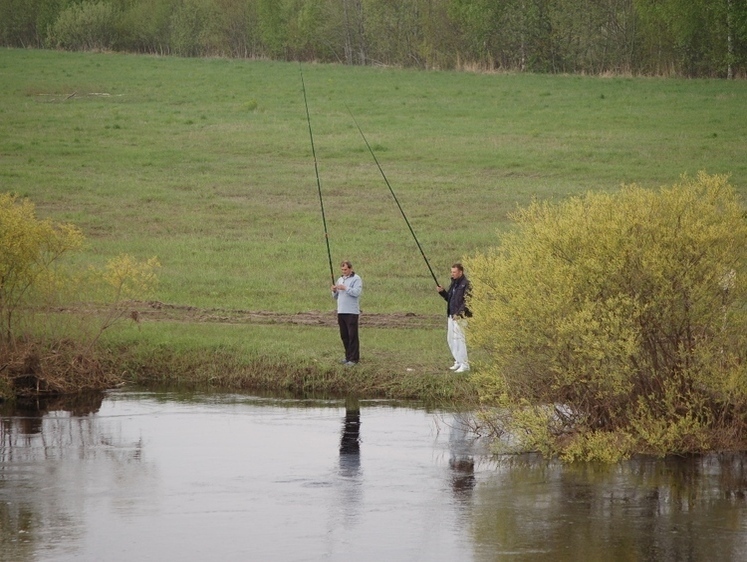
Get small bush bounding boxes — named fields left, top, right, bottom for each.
left=468, top=173, right=747, bottom=460
left=0, top=192, right=160, bottom=399
left=0, top=192, right=83, bottom=341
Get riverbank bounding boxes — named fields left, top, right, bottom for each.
left=0, top=303, right=479, bottom=405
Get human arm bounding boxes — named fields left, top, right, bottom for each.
left=437, top=285, right=449, bottom=302
left=344, top=275, right=362, bottom=298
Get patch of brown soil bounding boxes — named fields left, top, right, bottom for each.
left=125, top=301, right=443, bottom=330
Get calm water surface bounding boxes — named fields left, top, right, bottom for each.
left=2, top=390, right=747, bottom=561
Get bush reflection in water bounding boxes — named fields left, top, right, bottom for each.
left=471, top=452, right=747, bottom=560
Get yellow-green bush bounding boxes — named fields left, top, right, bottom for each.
left=64, top=253, right=162, bottom=352
left=0, top=192, right=160, bottom=397
left=0, top=192, right=84, bottom=341
left=467, top=173, right=747, bottom=460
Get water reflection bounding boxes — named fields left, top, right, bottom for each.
left=470, top=454, right=747, bottom=561
left=448, top=413, right=476, bottom=499
left=0, top=392, right=104, bottom=436
left=1, top=392, right=152, bottom=562
left=339, top=397, right=361, bottom=459
left=333, top=397, right=362, bottom=530
left=1, top=391, right=747, bottom=561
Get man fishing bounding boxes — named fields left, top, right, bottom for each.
left=332, top=260, right=363, bottom=366
left=437, top=263, right=471, bottom=373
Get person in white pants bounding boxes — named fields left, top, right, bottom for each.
left=436, top=263, right=471, bottom=373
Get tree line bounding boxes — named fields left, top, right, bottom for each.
left=2, top=0, right=745, bottom=77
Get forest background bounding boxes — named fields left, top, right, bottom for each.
left=1, top=0, right=747, bottom=78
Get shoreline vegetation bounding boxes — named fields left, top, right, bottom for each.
left=2, top=50, right=746, bottom=459
left=2, top=304, right=478, bottom=406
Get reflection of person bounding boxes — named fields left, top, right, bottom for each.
left=332, top=260, right=363, bottom=366
left=337, top=397, right=362, bottom=522
left=448, top=413, right=476, bottom=497
left=339, top=398, right=361, bottom=457
left=436, top=263, right=471, bottom=372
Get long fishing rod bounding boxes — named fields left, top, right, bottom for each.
left=299, top=64, right=335, bottom=285
left=346, top=107, right=440, bottom=287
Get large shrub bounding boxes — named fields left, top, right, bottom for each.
left=169, top=0, right=221, bottom=57
left=467, top=173, right=747, bottom=461
left=48, top=0, right=118, bottom=51
left=115, top=0, right=174, bottom=54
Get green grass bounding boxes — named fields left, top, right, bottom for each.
left=109, top=318, right=446, bottom=369
left=1, top=48, right=746, bottom=394
left=101, top=320, right=477, bottom=403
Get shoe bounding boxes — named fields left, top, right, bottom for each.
left=339, top=358, right=349, bottom=364
left=455, top=364, right=470, bottom=373
left=344, top=361, right=358, bottom=366
left=449, top=362, right=460, bottom=371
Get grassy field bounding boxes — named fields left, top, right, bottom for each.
left=1, top=48, right=746, bottom=393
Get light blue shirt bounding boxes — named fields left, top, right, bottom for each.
left=333, top=273, right=362, bottom=314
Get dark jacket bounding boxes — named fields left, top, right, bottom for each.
left=438, top=275, right=471, bottom=318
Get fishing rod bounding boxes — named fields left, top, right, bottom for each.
left=299, top=64, right=335, bottom=286
left=346, top=106, right=440, bottom=287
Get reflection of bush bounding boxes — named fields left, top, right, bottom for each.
left=28, top=390, right=104, bottom=417
left=471, top=454, right=747, bottom=560
left=0, top=392, right=148, bottom=561
left=1, top=390, right=105, bottom=434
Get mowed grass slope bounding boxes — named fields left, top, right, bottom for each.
left=1, top=48, right=746, bottom=387
left=2, top=49, right=746, bottom=314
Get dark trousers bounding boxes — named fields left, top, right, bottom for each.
left=337, top=313, right=360, bottom=363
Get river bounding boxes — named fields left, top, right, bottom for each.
left=1, top=390, right=746, bottom=561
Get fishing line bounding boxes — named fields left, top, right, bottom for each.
left=346, top=106, right=440, bottom=287
left=299, top=64, right=335, bottom=285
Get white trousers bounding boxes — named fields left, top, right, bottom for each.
left=447, top=316, right=469, bottom=367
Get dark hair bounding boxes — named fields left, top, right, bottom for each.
left=451, top=263, right=464, bottom=272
